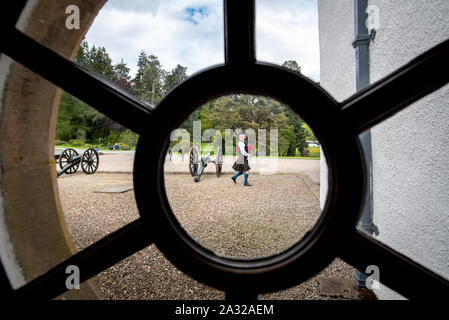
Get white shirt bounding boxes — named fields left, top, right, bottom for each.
left=238, top=140, right=249, bottom=156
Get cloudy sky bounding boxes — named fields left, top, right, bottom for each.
left=85, top=0, right=320, bottom=81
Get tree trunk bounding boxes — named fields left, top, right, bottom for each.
left=151, top=82, right=155, bottom=105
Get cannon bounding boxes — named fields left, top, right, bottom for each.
left=55, top=148, right=99, bottom=177
left=189, top=146, right=223, bottom=182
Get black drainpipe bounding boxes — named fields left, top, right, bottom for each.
left=352, top=0, right=379, bottom=288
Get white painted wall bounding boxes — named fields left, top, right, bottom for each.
left=368, top=0, right=449, bottom=299
left=318, top=0, right=449, bottom=299
left=317, top=0, right=356, bottom=102
left=318, top=0, right=356, bottom=209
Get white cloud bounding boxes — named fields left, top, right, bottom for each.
left=256, top=0, right=320, bottom=81
left=84, top=0, right=319, bottom=81
left=86, top=0, right=224, bottom=77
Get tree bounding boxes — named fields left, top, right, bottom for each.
left=282, top=60, right=302, bottom=74
left=114, top=59, right=131, bottom=81
left=63, top=46, right=313, bottom=157
left=280, top=60, right=309, bottom=153
left=194, top=95, right=293, bottom=155
left=235, top=95, right=271, bottom=130
left=198, top=101, right=215, bottom=132
left=57, top=41, right=123, bottom=143
left=113, top=78, right=134, bottom=95
left=164, top=64, right=188, bottom=93
left=132, top=51, right=165, bottom=105
left=279, top=127, right=296, bottom=156
left=74, top=40, right=90, bottom=69
left=145, top=54, right=165, bottom=105
left=180, top=108, right=201, bottom=139
left=56, top=91, right=105, bottom=142
left=303, top=123, right=317, bottom=141
left=106, top=130, right=121, bottom=145
left=88, top=45, right=116, bottom=81
left=74, top=40, right=116, bottom=82
left=201, top=96, right=239, bottom=132
left=120, top=129, right=138, bottom=147
left=132, top=51, right=149, bottom=99
left=284, top=107, right=308, bottom=154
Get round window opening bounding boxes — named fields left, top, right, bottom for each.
left=163, top=94, right=326, bottom=260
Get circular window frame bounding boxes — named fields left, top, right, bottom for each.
left=134, top=62, right=366, bottom=293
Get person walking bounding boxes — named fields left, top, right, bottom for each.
left=231, top=132, right=252, bottom=186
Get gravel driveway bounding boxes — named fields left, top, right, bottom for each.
left=58, top=172, right=360, bottom=300
left=165, top=173, right=320, bottom=259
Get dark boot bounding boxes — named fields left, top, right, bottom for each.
left=231, top=177, right=236, bottom=184
left=244, top=182, right=252, bottom=186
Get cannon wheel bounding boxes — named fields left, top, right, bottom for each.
left=215, top=147, right=223, bottom=177
left=188, top=146, right=199, bottom=177
left=81, top=148, right=99, bottom=174
left=59, top=148, right=79, bottom=174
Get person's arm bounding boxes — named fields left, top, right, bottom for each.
left=238, top=141, right=249, bottom=156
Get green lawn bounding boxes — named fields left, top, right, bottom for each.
left=55, top=142, right=320, bottom=160
left=54, top=143, right=136, bottom=151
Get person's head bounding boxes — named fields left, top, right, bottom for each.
left=239, top=132, right=247, bottom=141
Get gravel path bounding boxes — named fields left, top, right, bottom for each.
left=94, top=153, right=321, bottom=184
left=165, top=173, right=320, bottom=259
left=58, top=172, right=359, bottom=300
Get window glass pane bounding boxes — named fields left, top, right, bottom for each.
left=318, top=1, right=449, bottom=102
left=368, top=1, right=449, bottom=83
left=358, top=84, right=449, bottom=299
left=93, top=245, right=223, bottom=299
left=0, top=62, right=142, bottom=285
left=256, top=0, right=320, bottom=82
left=18, top=0, right=224, bottom=106
left=83, top=0, right=224, bottom=87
